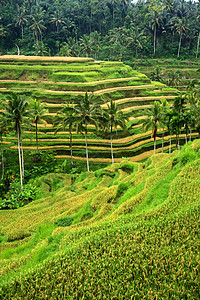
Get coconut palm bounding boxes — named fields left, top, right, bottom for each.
left=146, top=8, right=163, bottom=54
left=171, top=16, right=189, bottom=57
left=54, top=104, right=77, bottom=166
left=103, top=99, right=128, bottom=164
left=140, top=101, right=162, bottom=154
left=79, top=35, right=93, bottom=57
left=3, top=94, right=29, bottom=191
left=0, top=116, right=8, bottom=180
left=74, top=92, right=102, bottom=172
left=188, top=99, right=200, bottom=137
left=29, top=99, right=48, bottom=152
left=126, top=26, right=143, bottom=56
left=29, top=7, right=46, bottom=44
left=15, top=5, right=28, bottom=40
left=50, top=9, right=66, bottom=33
left=160, top=99, right=169, bottom=153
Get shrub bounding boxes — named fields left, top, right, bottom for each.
left=0, top=181, right=37, bottom=209
left=54, top=217, right=74, bottom=227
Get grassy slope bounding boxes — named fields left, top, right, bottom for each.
left=0, top=140, right=200, bottom=299
left=0, top=56, right=183, bottom=168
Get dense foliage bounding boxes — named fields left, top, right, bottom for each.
left=1, top=0, right=200, bottom=59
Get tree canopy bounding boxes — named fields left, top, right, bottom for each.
left=0, top=0, right=199, bottom=59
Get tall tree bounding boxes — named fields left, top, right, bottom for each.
left=29, top=99, right=48, bottom=152
left=172, top=16, right=189, bottom=57
left=103, top=99, right=128, bottom=164
left=15, top=5, right=28, bottom=40
left=146, top=5, right=163, bottom=54
left=3, top=94, right=29, bottom=191
left=29, top=6, right=46, bottom=44
left=74, top=92, right=102, bottom=172
left=50, top=9, right=66, bottom=33
left=54, top=103, right=77, bottom=166
left=140, top=101, right=162, bottom=154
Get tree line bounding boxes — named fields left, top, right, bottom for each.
left=1, top=0, right=200, bottom=59
left=0, top=85, right=199, bottom=191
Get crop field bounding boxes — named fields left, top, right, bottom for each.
left=0, top=140, right=199, bottom=298
left=0, top=55, right=197, bottom=168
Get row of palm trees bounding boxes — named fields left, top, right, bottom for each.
left=1, top=87, right=200, bottom=191
left=0, top=92, right=127, bottom=191
left=141, top=85, right=200, bottom=155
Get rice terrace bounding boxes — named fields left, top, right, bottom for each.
left=0, top=0, right=200, bottom=297
left=0, top=53, right=199, bottom=299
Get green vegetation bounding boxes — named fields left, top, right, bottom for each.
left=1, top=0, right=200, bottom=60
left=0, top=56, right=188, bottom=172
left=0, top=140, right=199, bottom=298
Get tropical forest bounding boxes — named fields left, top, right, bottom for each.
left=0, top=0, right=200, bottom=299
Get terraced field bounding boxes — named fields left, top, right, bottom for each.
left=0, top=55, right=189, bottom=167
left=0, top=140, right=199, bottom=298
left=133, top=58, right=200, bottom=91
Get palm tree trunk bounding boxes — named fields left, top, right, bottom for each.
left=1, top=149, right=4, bottom=180
left=36, top=120, right=38, bottom=152
left=85, top=127, right=89, bottom=172
left=21, top=139, right=24, bottom=178
left=154, top=25, right=156, bottom=54
left=16, top=44, right=20, bottom=55
left=178, top=133, right=180, bottom=150
left=22, top=25, right=24, bottom=41
left=169, top=133, right=172, bottom=153
left=154, top=137, right=156, bottom=154
left=196, top=32, right=200, bottom=58
left=185, top=132, right=188, bottom=144
left=69, top=126, right=73, bottom=165
left=162, top=129, right=164, bottom=153
left=17, top=124, right=23, bottom=191
left=178, top=32, right=182, bottom=58
left=111, top=123, right=114, bottom=164
left=1, top=133, right=4, bottom=180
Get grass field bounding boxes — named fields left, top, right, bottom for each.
left=0, top=140, right=199, bottom=298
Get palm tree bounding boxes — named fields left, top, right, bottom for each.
left=0, top=116, right=8, bottom=180
left=15, top=5, right=28, bottom=40
left=188, top=99, right=200, bottom=137
left=172, top=17, right=189, bottom=57
left=50, top=9, right=66, bottom=33
left=54, top=104, right=77, bottom=166
left=160, top=99, right=169, bottom=153
left=103, top=100, right=128, bottom=164
left=29, top=7, right=46, bottom=44
left=165, top=108, right=175, bottom=153
left=146, top=8, right=162, bottom=54
left=79, top=35, right=93, bottom=57
left=29, top=99, right=48, bottom=152
left=3, top=94, right=29, bottom=191
left=127, top=26, right=143, bottom=56
left=74, top=92, right=102, bottom=172
left=140, top=101, right=162, bottom=154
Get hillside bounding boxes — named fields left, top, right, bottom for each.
left=0, top=140, right=199, bottom=299
left=1, top=55, right=196, bottom=170
left=133, top=58, right=200, bottom=92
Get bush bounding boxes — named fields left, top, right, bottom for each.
left=0, top=181, right=37, bottom=210
left=54, top=217, right=74, bottom=227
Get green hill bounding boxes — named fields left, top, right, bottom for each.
left=0, top=140, right=199, bottom=299
left=0, top=55, right=190, bottom=170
